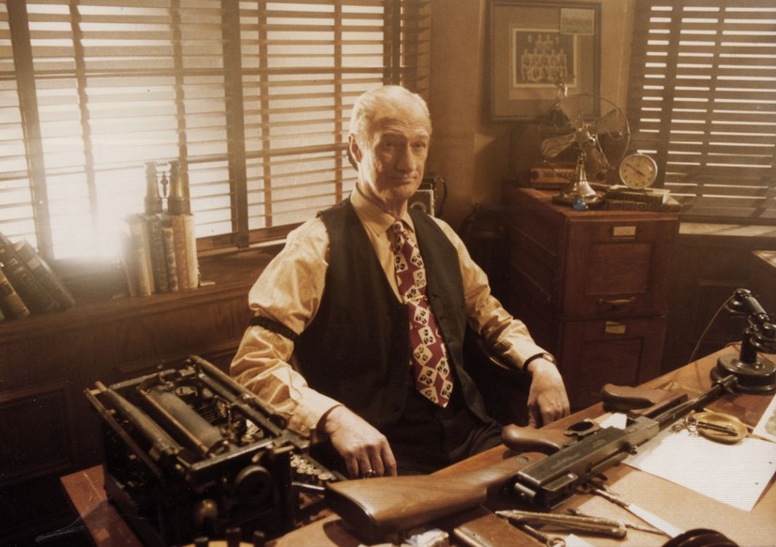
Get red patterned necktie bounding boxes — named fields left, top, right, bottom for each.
left=390, top=220, right=453, bottom=407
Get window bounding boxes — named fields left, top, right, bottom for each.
left=627, top=0, right=776, bottom=224
left=0, top=0, right=431, bottom=262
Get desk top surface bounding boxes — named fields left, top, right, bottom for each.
left=62, top=345, right=776, bottom=546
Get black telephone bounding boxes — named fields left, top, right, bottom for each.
left=409, top=173, right=446, bottom=216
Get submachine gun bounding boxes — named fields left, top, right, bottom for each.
left=325, top=288, right=776, bottom=544
left=85, top=355, right=343, bottom=547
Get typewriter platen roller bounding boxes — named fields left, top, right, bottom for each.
left=85, top=355, right=343, bottom=547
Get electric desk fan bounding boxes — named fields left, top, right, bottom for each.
left=538, top=93, right=630, bottom=208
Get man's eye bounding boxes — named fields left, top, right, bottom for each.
left=412, top=142, right=427, bottom=152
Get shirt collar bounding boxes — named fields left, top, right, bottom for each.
left=350, top=186, right=415, bottom=236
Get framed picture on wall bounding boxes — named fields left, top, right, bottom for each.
left=489, top=1, right=600, bottom=120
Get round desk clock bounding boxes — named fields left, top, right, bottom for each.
left=618, top=153, right=658, bottom=189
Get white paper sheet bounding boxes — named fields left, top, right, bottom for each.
left=623, top=425, right=776, bottom=511
left=753, top=393, right=776, bottom=442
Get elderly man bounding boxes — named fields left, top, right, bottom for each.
left=231, top=85, right=569, bottom=478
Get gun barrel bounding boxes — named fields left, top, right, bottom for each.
left=653, top=374, right=737, bottom=429
left=512, top=374, right=738, bottom=510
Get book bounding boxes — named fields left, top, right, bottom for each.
left=0, top=266, right=31, bottom=319
left=182, top=213, right=199, bottom=289
left=604, top=185, right=671, bottom=205
left=605, top=195, right=682, bottom=213
left=168, top=214, right=190, bottom=290
left=120, top=234, right=141, bottom=298
left=0, top=233, right=60, bottom=313
left=527, top=166, right=575, bottom=189
left=144, top=214, right=170, bottom=293
left=125, top=214, right=155, bottom=296
left=161, top=224, right=180, bottom=292
left=13, top=239, right=75, bottom=309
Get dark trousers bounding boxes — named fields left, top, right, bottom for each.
left=381, top=384, right=503, bottom=475
left=311, top=377, right=503, bottom=477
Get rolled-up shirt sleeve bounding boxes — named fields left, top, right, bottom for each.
left=230, top=218, right=341, bottom=439
left=435, top=219, right=548, bottom=371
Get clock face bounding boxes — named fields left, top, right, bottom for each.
left=619, top=154, right=658, bottom=189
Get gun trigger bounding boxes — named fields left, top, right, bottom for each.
left=588, top=474, right=608, bottom=489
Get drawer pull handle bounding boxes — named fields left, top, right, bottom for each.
left=598, top=297, right=635, bottom=309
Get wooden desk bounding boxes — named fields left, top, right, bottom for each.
left=62, top=345, right=776, bottom=546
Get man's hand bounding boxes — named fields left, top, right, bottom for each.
left=320, top=405, right=398, bottom=478
left=525, top=359, right=570, bottom=427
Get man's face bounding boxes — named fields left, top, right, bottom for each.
left=352, top=105, right=430, bottom=213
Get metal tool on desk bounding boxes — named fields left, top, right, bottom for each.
left=496, top=509, right=626, bottom=538
left=567, top=508, right=665, bottom=535
left=519, top=523, right=566, bottom=547
left=325, top=291, right=776, bottom=544
left=589, top=484, right=684, bottom=538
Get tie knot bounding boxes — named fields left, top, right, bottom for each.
left=390, top=220, right=409, bottom=248
left=390, top=220, right=408, bottom=236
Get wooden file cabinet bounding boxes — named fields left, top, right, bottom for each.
left=502, top=186, right=680, bottom=409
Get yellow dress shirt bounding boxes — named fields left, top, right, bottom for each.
left=231, top=188, right=547, bottom=438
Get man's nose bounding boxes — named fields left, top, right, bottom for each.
left=396, top=145, right=416, bottom=172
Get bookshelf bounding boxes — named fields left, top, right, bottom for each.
left=0, top=246, right=276, bottom=545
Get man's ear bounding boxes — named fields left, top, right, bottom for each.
left=347, top=134, right=362, bottom=168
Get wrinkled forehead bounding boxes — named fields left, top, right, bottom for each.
left=367, top=102, right=431, bottom=141
left=370, top=118, right=431, bottom=143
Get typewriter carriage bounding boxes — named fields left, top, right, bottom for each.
left=85, top=355, right=340, bottom=546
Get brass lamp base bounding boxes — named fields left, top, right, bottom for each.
left=551, top=183, right=603, bottom=209
left=551, top=153, right=603, bottom=210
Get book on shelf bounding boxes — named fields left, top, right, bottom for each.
left=168, top=213, right=199, bottom=290
left=161, top=224, right=180, bottom=292
left=13, top=239, right=75, bottom=309
left=168, top=214, right=191, bottom=290
left=604, top=185, right=671, bottom=205
left=123, top=212, right=200, bottom=295
left=605, top=195, right=682, bottom=213
left=120, top=234, right=141, bottom=298
left=124, top=214, right=156, bottom=296
left=144, top=214, right=170, bottom=293
left=182, top=214, right=199, bottom=289
left=0, top=266, right=31, bottom=319
left=0, top=233, right=60, bottom=314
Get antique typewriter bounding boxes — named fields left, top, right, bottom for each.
left=85, top=355, right=343, bottom=547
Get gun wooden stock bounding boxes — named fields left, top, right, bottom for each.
left=500, top=425, right=568, bottom=454
left=601, top=383, right=688, bottom=418
left=326, top=378, right=738, bottom=543
left=324, top=452, right=545, bottom=543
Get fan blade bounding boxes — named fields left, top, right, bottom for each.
left=541, top=133, right=576, bottom=159
left=593, top=108, right=627, bottom=137
left=558, top=95, right=594, bottom=127
left=583, top=140, right=611, bottom=178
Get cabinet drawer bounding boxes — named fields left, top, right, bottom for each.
left=557, top=316, right=667, bottom=410
left=0, top=382, right=77, bottom=486
left=562, top=217, right=678, bottom=318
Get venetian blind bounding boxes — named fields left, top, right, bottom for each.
left=1, top=0, right=430, bottom=261
left=0, top=4, right=34, bottom=249
left=627, top=0, right=776, bottom=224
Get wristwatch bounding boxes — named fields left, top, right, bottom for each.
left=523, top=352, right=556, bottom=371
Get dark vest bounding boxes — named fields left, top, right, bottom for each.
left=293, top=199, right=490, bottom=427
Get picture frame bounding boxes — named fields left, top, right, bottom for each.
left=489, top=1, right=601, bottom=120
